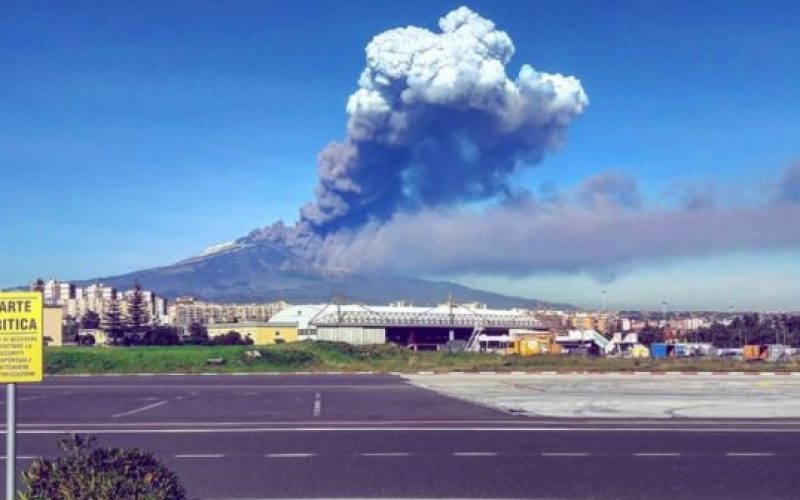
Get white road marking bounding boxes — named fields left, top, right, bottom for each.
left=361, top=452, right=410, bottom=457
left=7, top=426, right=800, bottom=435
left=725, top=452, right=775, bottom=457
left=541, top=452, right=591, bottom=457
left=111, top=400, right=169, bottom=418
left=0, top=395, right=51, bottom=405
left=634, top=452, right=681, bottom=457
left=12, top=418, right=800, bottom=427
left=266, top=453, right=315, bottom=458
left=453, top=452, right=498, bottom=457
left=0, top=456, right=38, bottom=460
left=174, top=454, right=224, bottom=458
left=313, top=392, right=322, bottom=418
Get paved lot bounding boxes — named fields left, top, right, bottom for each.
left=1, top=374, right=799, bottom=499
left=406, top=372, right=800, bottom=418
left=10, top=374, right=508, bottom=425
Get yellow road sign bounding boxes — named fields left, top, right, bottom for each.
left=0, top=292, right=43, bottom=383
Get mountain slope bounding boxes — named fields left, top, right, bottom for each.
left=84, top=243, right=567, bottom=309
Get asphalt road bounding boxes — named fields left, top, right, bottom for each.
left=2, top=374, right=799, bottom=499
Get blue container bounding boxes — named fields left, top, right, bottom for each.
left=651, top=343, right=668, bottom=359
left=674, top=344, right=687, bottom=357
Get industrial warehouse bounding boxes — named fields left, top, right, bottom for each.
left=255, top=303, right=797, bottom=360
left=266, top=302, right=549, bottom=349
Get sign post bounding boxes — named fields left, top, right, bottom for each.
left=5, top=384, right=13, bottom=500
left=0, top=292, right=44, bottom=500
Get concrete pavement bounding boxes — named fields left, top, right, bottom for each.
left=406, top=372, right=800, bottom=418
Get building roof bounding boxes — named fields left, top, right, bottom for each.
left=267, top=305, right=328, bottom=329
left=269, top=303, right=544, bottom=329
left=206, top=322, right=271, bottom=329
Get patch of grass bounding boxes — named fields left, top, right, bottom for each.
left=44, top=342, right=800, bottom=375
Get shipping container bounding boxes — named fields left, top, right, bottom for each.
left=743, top=345, right=768, bottom=361
left=650, top=343, right=668, bottom=359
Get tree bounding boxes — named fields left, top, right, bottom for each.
left=212, top=330, right=254, bottom=346
left=20, top=434, right=186, bottom=500
left=637, top=326, right=664, bottom=346
left=102, top=301, right=126, bottom=345
left=127, top=280, right=150, bottom=336
left=142, top=326, right=180, bottom=346
left=31, top=278, right=45, bottom=293
left=79, top=334, right=96, bottom=346
left=185, top=323, right=209, bottom=345
left=63, top=315, right=80, bottom=343
left=80, top=310, right=101, bottom=330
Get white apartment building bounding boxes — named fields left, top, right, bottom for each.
left=33, top=279, right=168, bottom=325
left=167, top=297, right=289, bottom=326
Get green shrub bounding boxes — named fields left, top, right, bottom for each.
left=254, top=348, right=316, bottom=366
left=212, top=331, right=254, bottom=346
left=20, top=434, right=186, bottom=500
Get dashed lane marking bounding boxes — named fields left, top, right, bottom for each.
left=634, top=452, right=681, bottom=457
left=361, top=452, right=410, bottom=457
left=725, top=452, right=775, bottom=457
left=453, top=452, right=498, bottom=457
left=313, top=392, right=322, bottom=418
left=111, top=400, right=169, bottom=418
left=266, top=453, right=315, bottom=458
left=541, top=452, right=591, bottom=457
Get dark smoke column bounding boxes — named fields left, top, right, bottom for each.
left=300, top=6, right=588, bottom=235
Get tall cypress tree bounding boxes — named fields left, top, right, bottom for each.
left=127, top=280, right=150, bottom=338
left=103, top=300, right=125, bottom=345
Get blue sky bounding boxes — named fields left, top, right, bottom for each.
left=1, top=0, right=799, bottom=309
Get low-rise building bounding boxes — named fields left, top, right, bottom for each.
left=43, top=306, right=64, bottom=346
left=206, top=322, right=299, bottom=345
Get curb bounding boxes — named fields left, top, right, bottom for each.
left=408, top=370, right=800, bottom=376
left=46, top=370, right=800, bottom=378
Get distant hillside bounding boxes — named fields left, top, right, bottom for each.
left=82, top=242, right=571, bottom=309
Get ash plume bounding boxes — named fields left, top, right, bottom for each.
left=237, top=7, right=800, bottom=282
left=316, top=179, right=800, bottom=278
left=299, top=6, right=587, bottom=234
left=779, top=162, right=800, bottom=203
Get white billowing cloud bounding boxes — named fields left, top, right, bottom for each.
left=302, top=6, right=588, bottom=231
left=347, top=6, right=587, bottom=143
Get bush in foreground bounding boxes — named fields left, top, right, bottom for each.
left=20, top=434, right=186, bottom=500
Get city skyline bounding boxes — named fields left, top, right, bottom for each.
left=2, top=1, right=799, bottom=309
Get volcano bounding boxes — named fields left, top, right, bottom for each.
left=77, top=6, right=587, bottom=310
left=83, top=229, right=565, bottom=308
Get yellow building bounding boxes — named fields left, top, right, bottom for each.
left=508, top=333, right=561, bottom=356
left=206, top=322, right=298, bottom=345
left=43, top=306, right=64, bottom=346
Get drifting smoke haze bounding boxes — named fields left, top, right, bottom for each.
left=317, top=173, right=800, bottom=278
left=240, top=6, right=800, bottom=282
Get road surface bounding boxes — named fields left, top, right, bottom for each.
left=2, top=374, right=799, bottom=499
